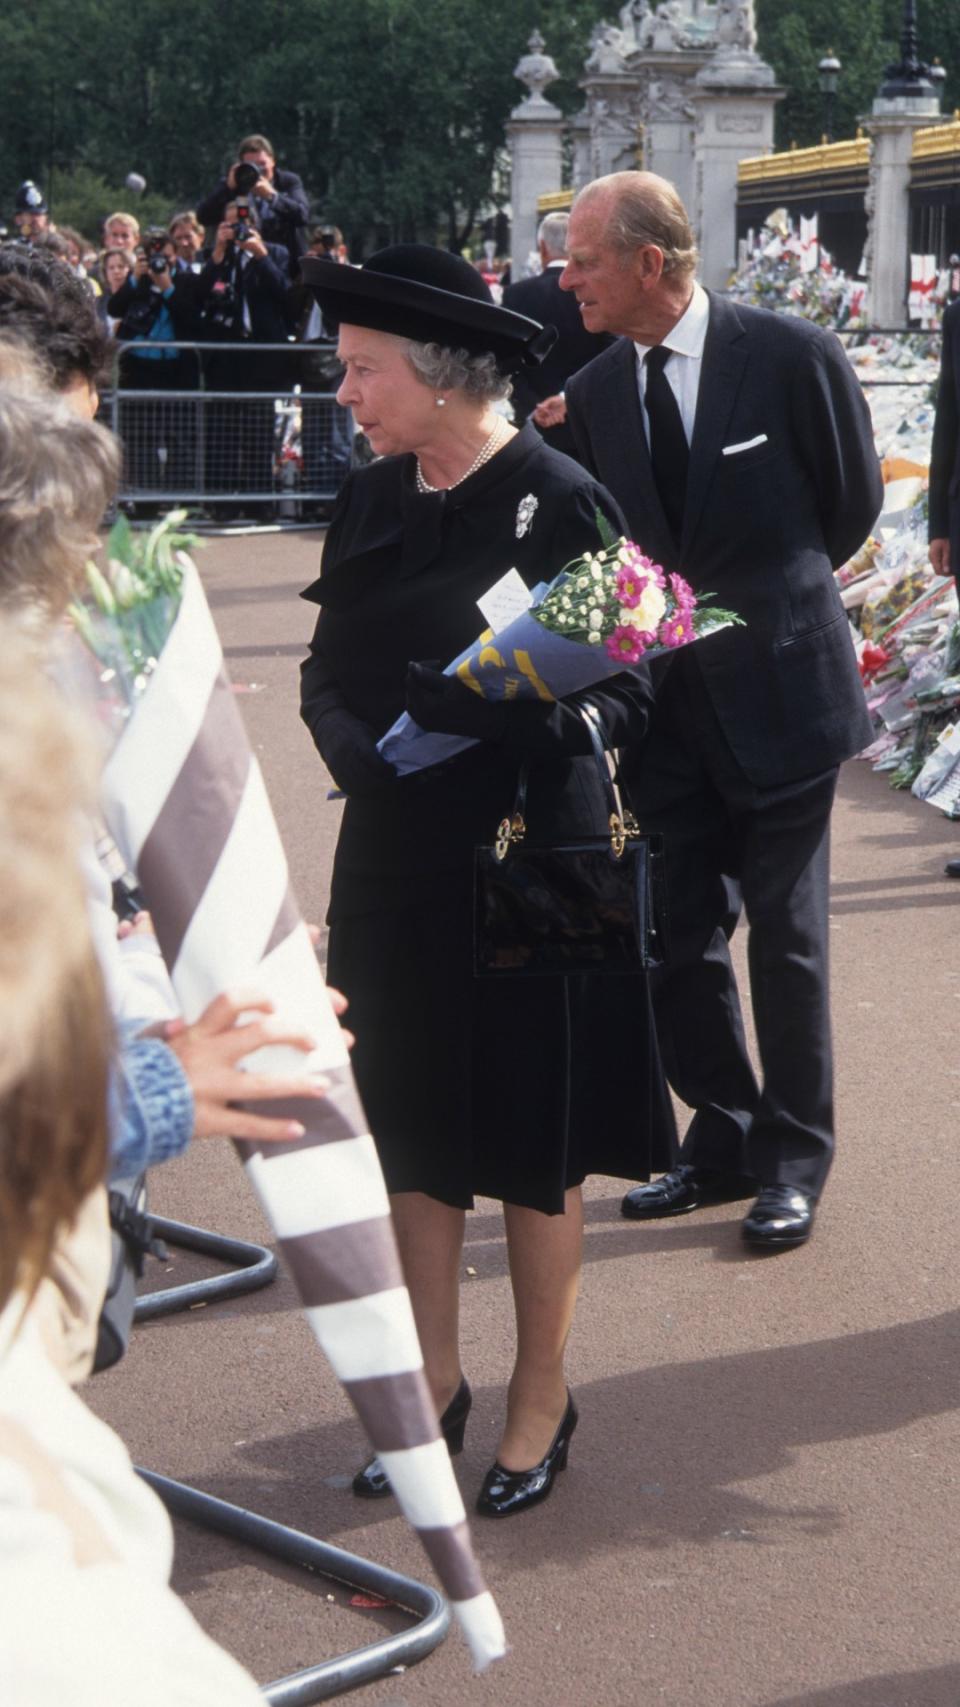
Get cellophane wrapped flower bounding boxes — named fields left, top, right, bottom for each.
left=533, top=532, right=737, bottom=662
left=378, top=513, right=743, bottom=777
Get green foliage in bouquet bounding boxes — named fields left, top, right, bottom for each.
left=69, top=508, right=200, bottom=691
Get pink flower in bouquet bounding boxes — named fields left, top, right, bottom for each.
left=668, top=571, right=696, bottom=614
left=658, top=611, right=692, bottom=648
left=605, top=624, right=646, bottom=664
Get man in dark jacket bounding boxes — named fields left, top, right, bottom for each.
left=502, top=212, right=611, bottom=461
left=108, top=231, right=202, bottom=500
left=197, top=133, right=308, bottom=279
left=196, top=201, right=292, bottom=507
left=562, top=170, right=884, bottom=1250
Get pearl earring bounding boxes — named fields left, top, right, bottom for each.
left=435, top=395, right=446, bottom=407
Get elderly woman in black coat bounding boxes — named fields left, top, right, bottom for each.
left=299, top=246, right=676, bottom=1518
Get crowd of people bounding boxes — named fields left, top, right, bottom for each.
left=0, top=149, right=895, bottom=1695
left=7, top=139, right=356, bottom=512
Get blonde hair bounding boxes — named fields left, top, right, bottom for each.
left=575, top=171, right=699, bottom=281
left=0, top=381, right=119, bottom=621
left=0, top=621, right=110, bottom=1311
left=104, top=210, right=141, bottom=241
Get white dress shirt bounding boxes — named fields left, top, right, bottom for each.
left=634, top=280, right=710, bottom=448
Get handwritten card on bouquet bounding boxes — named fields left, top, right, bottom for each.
left=476, top=568, right=533, bottom=632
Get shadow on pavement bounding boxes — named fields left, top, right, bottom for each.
left=763, top=1662, right=960, bottom=1706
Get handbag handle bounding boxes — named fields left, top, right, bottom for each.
left=493, top=701, right=640, bottom=862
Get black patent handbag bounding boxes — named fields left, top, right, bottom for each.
left=474, top=703, right=666, bottom=977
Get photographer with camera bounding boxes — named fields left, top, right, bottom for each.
left=197, top=133, right=308, bottom=280
left=107, top=228, right=202, bottom=501
left=196, top=200, right=292, bottom=508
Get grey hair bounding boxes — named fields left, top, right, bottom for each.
left=576, top=172, right=699, bottom=281
left=403, top=340, right=511, bottom=403
left=0, top=380, right=119, bottom=621
left=537, top=212, right=569, bottom=260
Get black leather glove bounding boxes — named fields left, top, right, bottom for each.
left=405, top=662, right=507, bottom=740
left=313, top=709, right=397, bottom=798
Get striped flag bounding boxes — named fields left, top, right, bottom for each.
left=97, top=558, right=505, bottom=1670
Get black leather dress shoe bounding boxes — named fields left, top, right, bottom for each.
left=945, top=859, right=960, bottom=878
left=621, top=1164, right=755, bottom=1220
left=741, top=1185, right=815, bottom=1249
left=476, top=1394, right=578, bottom=1519
left=352, top=1377, right=472, bottom=1499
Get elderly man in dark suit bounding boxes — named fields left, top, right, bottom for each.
left=929, top=298, right=960, bottom=876
left=562, top=171, right=883, bottom=1249
left=502, top=212, right=612, bottom=460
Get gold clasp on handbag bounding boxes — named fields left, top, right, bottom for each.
left=494, top=813, right=526, bottom=861
left=609, top=810, right=640, bottom=859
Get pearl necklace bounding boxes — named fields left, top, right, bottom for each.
left=415, top=415, right=509, bottom=495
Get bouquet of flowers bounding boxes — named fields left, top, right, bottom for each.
left=67, top=512, right=504, bottom=1670
left=379, top=518, right=742, bottom=775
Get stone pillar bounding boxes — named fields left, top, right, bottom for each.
left=505, top=32, right=564, bottom=280
left=692, top=62, right=782, bottom=288
left=864, top=3, right=944, bottom=326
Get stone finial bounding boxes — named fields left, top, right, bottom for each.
left=513, top=31, right=560, bottom=109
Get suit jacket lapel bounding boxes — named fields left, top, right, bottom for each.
left=682, top=292, right=749, bottom=557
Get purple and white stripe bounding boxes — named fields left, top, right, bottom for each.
left=98, top=560, right=504, bottom=1668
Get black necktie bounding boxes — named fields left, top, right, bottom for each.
left=644, top=344, right=689, bottom=548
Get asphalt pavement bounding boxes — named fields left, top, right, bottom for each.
left=88, top=529, right=960, bottom=1707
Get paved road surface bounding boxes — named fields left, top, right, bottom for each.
left=89, top=530, right=960, bottom=1707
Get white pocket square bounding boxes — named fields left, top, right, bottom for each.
left=722, top=434, right=769, bottom=456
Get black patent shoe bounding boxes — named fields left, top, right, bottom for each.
left=352, top=1376, right=472, bottom=1499
left=621, top=1164, right=755, bottom=1220
left=475, top=1394, right=578, bottom=1519
left=741, top=1185, right=815, bottom=1250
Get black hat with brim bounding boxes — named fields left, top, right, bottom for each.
left=300, top=243, right=557, bottom=373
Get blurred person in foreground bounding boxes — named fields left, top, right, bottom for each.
left=197, top=132, right=308, bottom=279
left=299, top=245, right=676, bottom=1518
left=560, top=170, right=883, bottom=1248
left=0, top=618, right=265, bottom=1707
left=0, top=332, right=334, bottom=1177
left=503, top=211, right=613, bottom=461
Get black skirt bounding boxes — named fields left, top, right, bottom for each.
left=327, top=873, right=677, bottom=1215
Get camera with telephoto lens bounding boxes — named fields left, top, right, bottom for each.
left=139, top=228, right=171, bottom=276
left=233, top=160, right=261, bottom=195
left=231, top=199, right=253, bottom=244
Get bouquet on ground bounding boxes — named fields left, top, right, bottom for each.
left=66, top=512, right=505, bottom=1671
left=379, top=518, right=743, bottom=775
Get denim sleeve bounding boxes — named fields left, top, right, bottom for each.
left=108, top=1036, right=195, bottom=1181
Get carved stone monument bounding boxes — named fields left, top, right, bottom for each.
left=505, top=5, right=781, bottom=287
left=692, top=1, right=782, bottom=286
left=505, top=32, right=565, bottom=278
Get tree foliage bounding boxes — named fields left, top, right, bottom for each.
left=0, top=1, right=956, bottom=248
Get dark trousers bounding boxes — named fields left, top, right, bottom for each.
left=625, top=649, right=838, bottom=1197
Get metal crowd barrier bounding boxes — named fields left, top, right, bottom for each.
left=101, top=341, right=352, bottom=521
left=129, top=1216, right=451, bottom=1699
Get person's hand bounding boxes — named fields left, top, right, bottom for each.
left=132, top=253, right=150, bottom=282
left=532, top=394, right=567, bottom=429
left=117, top=910, right=155, bottom=942
left=161, top=991, right=329, bottom=1142
left=239, top=230, right=268, bottom=261
left=326, top=984, right=355, bottom=1051
left=226, top=162, right=239, bottom=191
left=213, top=220, right=234, bottom=263
left=254, top=175, right=275, bottom=200
left=930, top=538, right=951, bottom=578
left=153, top=261, right=174, bottom=292
left=317, top=710, right=398, bottom=797
left=405, top=661, right=506, bottom=740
